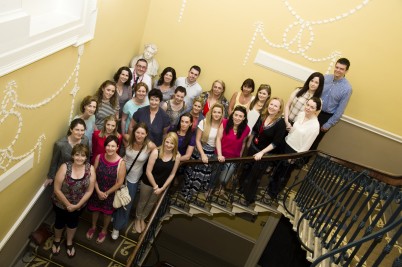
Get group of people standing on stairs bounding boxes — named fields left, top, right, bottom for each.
left=44, top=56, right=352, bottom=258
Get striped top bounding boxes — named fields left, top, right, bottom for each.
left=288, top=89, right=312, bottom=123
left=95, top=101, right=119, bottom=130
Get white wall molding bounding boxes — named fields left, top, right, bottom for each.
left=341, top=115, right=402, bottom=143
left=0, top=0, right=97, bottom=77
left=0, top=153, right=34, bottom=192
left=254, top=49, right=315, bottom=82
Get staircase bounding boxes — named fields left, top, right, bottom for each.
left=131, top=152, right=402, bottom=267
left=20, top=151, right=402, bottom=267
left=278, top=154, right=402, bottom=267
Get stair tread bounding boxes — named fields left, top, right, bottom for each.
left=35, top=209, right=142, bottom=266
left=33, top=239, right=126, bottom=267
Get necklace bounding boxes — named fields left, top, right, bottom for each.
left=116, top=84, right=123, bottom=95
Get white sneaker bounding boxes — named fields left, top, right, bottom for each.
left=111, top=229, right=119, bottom=240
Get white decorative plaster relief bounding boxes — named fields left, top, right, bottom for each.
left=0, top=46, right=83, bottom=182
left=243, top=0, right=371, bottom=71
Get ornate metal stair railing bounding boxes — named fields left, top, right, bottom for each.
left=168, top=151, right=313, bottom=216
left=283, top=152, right=402, bottom=266
left=126, top=151, right=313, bottom=266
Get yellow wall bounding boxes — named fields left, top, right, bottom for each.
left=1, top=0, right=402, bottom=245
left=142, top=0, right=402, bottom=135
left=0, top=0, right=150, bottom=242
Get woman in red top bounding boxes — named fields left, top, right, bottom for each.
left=91, top=115, right=122, bottom=164
left=214, top=106, right=250, bottom=196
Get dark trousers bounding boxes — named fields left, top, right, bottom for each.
left=238, top=144, right=270, bottom=203
left=268, top=144, right=296, bottom=198
left=310, top=111, right=333, bottom=150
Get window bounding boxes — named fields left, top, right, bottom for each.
left=0, top=0, right=97, bottom=76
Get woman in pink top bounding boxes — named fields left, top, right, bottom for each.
left=214, top=106, right=250, bottom=195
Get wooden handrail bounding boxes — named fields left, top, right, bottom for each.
left=126, top=187, right=170, bottom=267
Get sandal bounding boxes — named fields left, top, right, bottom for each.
left=51, top=240, right=61, bottom=255
left=86, top=228, right=96, bottom=240
left=66, top=244, right=76, bottom=258
left=96, top=231, right=106, bottom=244
left=134, top=219, right=142, bottom=234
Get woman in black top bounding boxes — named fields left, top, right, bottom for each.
left=238, top=97, right=286, bottom=204
left=134, top=132, right=181, bottom=233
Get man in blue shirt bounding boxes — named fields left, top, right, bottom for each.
left=311, top=58, right=352, bottom=150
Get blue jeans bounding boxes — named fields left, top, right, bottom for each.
left=113, top=181, right=138, bottom=230
left=218, top=162, right=238, bottom=186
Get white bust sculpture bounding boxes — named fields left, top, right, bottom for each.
left=130, top=43, right=159, bottom=78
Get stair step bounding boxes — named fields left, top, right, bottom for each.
left=169, top=205, right=193, bottom=216
left=24, top=254, right=62, bottom=267
left=231, top=202, right=257, bottom=215
left=210, top=203, right=235, bottom=216
left=188, top=203, right=213, bottom=216
left=79, top=209, right=141, bottom=242
left=33, top=237, right=126, bottom=267
left=254, top=201, right=279, bottom=214
left=32, top=210, right=143, bottom=267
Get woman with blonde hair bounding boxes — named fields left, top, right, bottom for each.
left=91, top=115, right=122, bottom=164
left=238, top=97, right=287, bottom=204
left=181, top=103, right=224, bottom=199
left=94, top=80, right=119, bottom=130
left=268, top=97, right=322, bottom=199
left=182, top=96, right=205, bottom=132
left=134, top=132, right=181, bottom=233
left=199, top=80, right=229, bottom=118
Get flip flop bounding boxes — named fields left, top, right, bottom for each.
left=51, top=240, right=61, bottom=255
left=86, top=228, right=96, bottom=240
left=96, top=231, right=106, bottom=244
left=66, top=244, right=76, bottom=258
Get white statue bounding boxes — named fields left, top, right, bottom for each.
left=130, top=43, right=159, bottom=78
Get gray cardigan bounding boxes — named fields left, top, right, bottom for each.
left=47, top=135, right=89, bottom=179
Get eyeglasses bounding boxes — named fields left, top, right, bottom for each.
left=136, top=65, right=147, bottom=70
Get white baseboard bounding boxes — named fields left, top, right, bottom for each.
left=0, top=185, right=46, bottom=251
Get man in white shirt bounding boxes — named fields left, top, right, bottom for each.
left=175, top=65, right=202, bottom=107
left=130, top=58, right=152, bottom=93
left=130, top=43, right=159, bottom=79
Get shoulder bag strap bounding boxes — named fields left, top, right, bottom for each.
left=126, top=145, right=145, bottom=176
